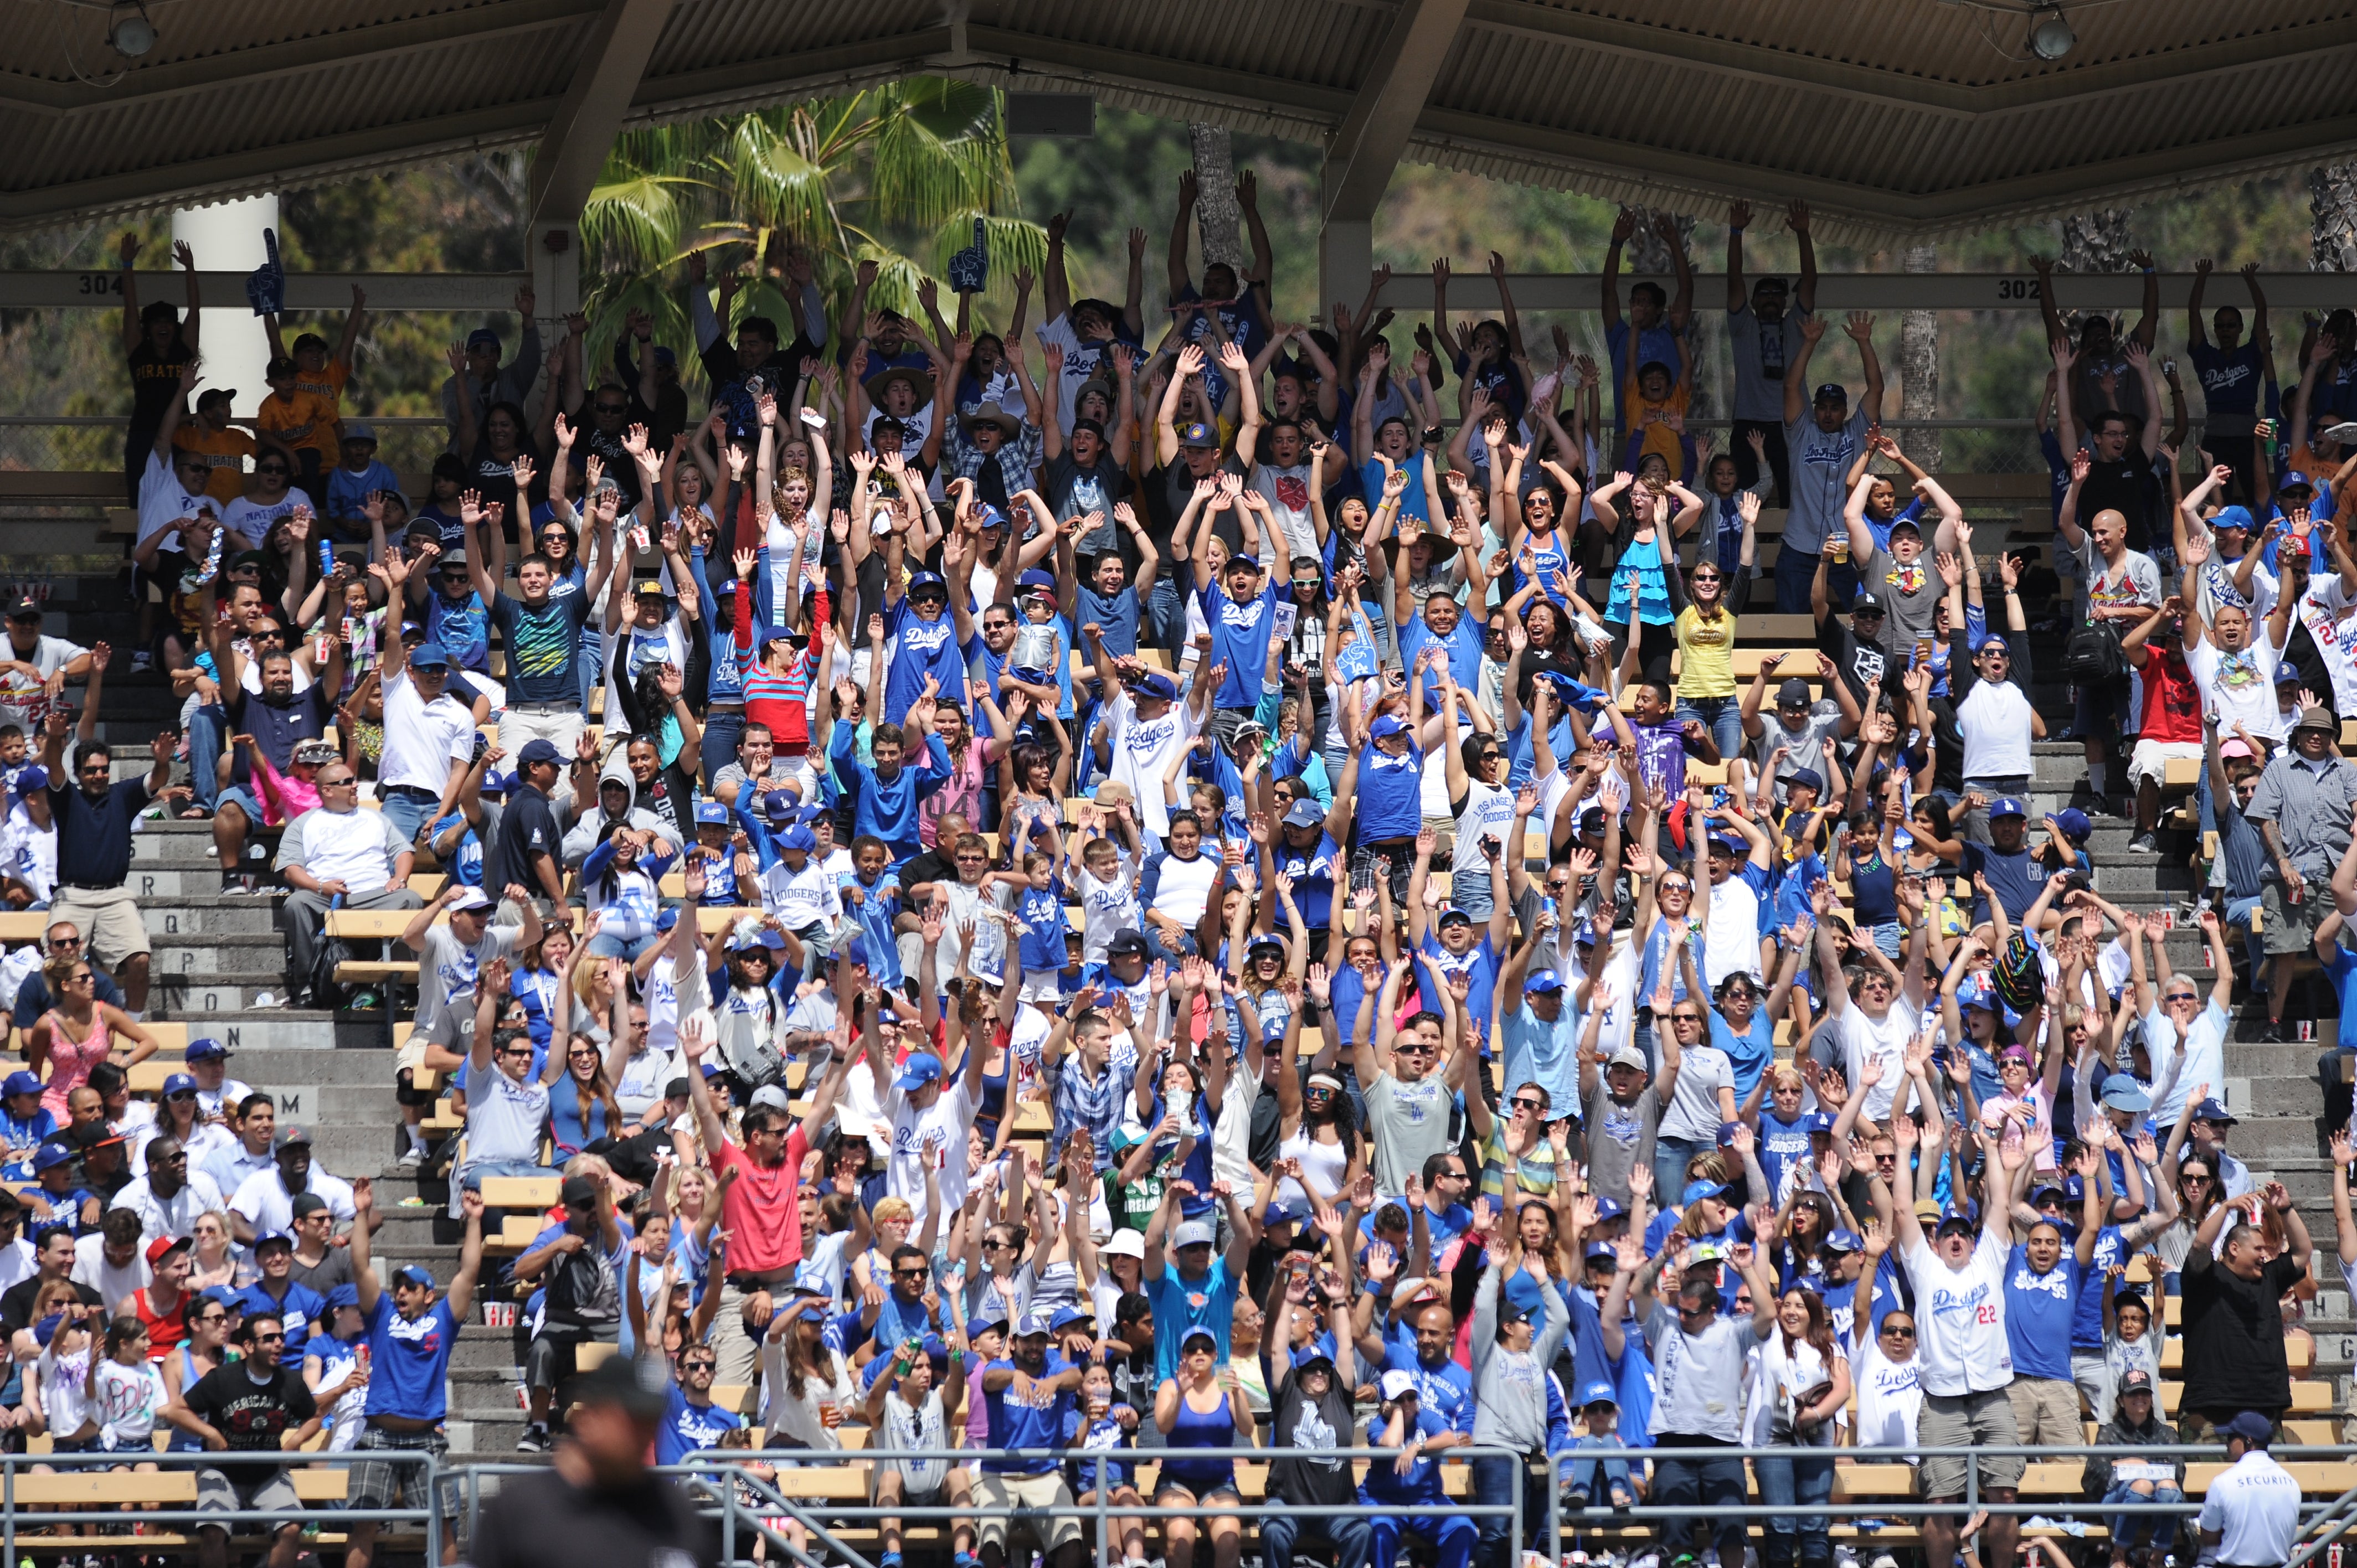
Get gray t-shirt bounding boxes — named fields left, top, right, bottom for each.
left=1727, top=305, right=1811, bottom=424
left=2075, top=537, right=2164, bottom=617
left=1747, top=708, right=1845, bottom=795
left=1365, top=1070, right=1454, bottom=1197
left=414, top=922, right=520, bottom=1041
left=1658, top=1041, right=1733, bottom=1144
left=1582, top=1081, right=1661, bottom=1208
left=1782, top=405, right=1870, bottom=555
left=1856, top=540, right=1943, bottom=654
left=713, top=760, right=794, bottom=807
left=1646, top=1304, right=1754, bottom=1440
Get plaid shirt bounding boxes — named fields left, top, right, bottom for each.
left=1044, top=1034, right=1138, bottom=1172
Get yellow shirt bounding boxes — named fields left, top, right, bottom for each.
left=258, top=387, right=341, bottom=463
left=1622, top=365, right=1689, bottom=476
left=172, top=425, right=255, bottom=504
left=1675, top=604, right=1738, bottom=698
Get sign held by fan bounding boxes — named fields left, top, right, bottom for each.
left=947, top=219, right=990, bottom=295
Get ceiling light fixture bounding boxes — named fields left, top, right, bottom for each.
left=107, top=1, right=155, bottom=58
left=2027, top=6, right=2075, bottom=61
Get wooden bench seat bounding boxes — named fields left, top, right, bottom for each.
left=333, top=960, right=420, bottom=986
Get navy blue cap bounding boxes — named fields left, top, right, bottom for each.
left=408, top=641, right=451, bottom=670
left=1989, top=796, right=2027, bottom=819
left=185, top=1038, right=227, bottom=1062
left=162, top=1072, right=198, bottom=1097
left=1824, top=1229, right=1864, bottom=1253
left=1129, top=671, right=1180, bottom=702
left=1813, top=382, right=1847, bottom=405
left=907, top=570, right=948, bottom=596
left=323, top=1283, right=361, bottom=1311
left=2194, top=1097, right=2236, bottom=1125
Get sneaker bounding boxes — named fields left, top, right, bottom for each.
left=2128, top=832, right=2159, bottom=854
left=1870, top=1555, right=1901, bottom=1568
left=397, top=1145, right=425, bottom=1169
left=515, top=1423, right=550, bottom=1453
left=349, top=989, right=383, bottom=1011
left=2259, top=1020, right=2288, bottom=1043
left=1834, top=1549, right=1860, bottom=1568
left=131, top=649, right=152, bottom=673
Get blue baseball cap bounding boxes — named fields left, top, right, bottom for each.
left=466, top=328, right=501, bottom=352
left=1130, top=671, right=1180, bottom=702
left=252, top=1229, right=295, bottom=1252
left=779, top=824, right=817, bottom=853
left=1524, top=969, right=1565, bottom=994
left=654, top=909, right=680, bottom=933
left=1988, top=796, right=2027, bottom=820
left=761, top=789, right=797, bottom=824
left=2212, top=505, right=2255, bottom=532
left=1584, top=1241, right=1617, bottom=1262
left=694, top=801, right=729, bottom=826
left=1788, top=768, right=1825, bottom=794
left=408, top=641, right=451, bottom=670
left=1807, top=1111, right=1838, bottom=1135
left=31, top=1139, right=74, bottom=1172
left=1680, top=1179, right=1727, bottom=1208
left=1813, top=381, right=1847, bottom=405
left=323, top=1283, right=361, bottom=1312
left=966, top=1315, right=1007, bottom=1339
left=1824, top=1229, right=1864, bottom=1254
left=1589, top=1196, right=1626, bottom=1224
left=972, top=503, right=1008, bottom=532
left=1, top=1070, right=40, bottom=1098
left=2101, top=1079, right=2151, bottom=1113
left=1934, top=1205, right=1977, bottom=1235
left=842, top=936, right=873, bottom=969
left=2194, top=1097, right=2237, bottom=1125
left=1017, top=568, right=1057, bottom=594
left=1048, top=1304, right=1095, bottom=1333
left=1709, top=833, right=1746, bottom=857
left=198, top=1285, right=241, bottom=1313
left=162, top=1072, right=198, bottom=1097
left=1578, top=1379, right=1619, bottom=1407
left=894, top=1051, right=945, bottom=1092
left=1435, top=905, right=1473, bottom=927
left=907, top=570, right=949, bottom=598
left=2052, top=807, right=2092, bottom=840
left=1371, top=715, right=1411, bottom=740
left=186, top=1037, right=228, bottom=1062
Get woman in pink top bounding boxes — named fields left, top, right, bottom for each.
left=27, top=955, right=156, bottom=1120
left=918, top=692, right=999, bottom=849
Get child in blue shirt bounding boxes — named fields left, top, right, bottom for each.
left=1010, top=849, right=1068, bottom=1004
left=0, top=1071, right=57, bottom=1182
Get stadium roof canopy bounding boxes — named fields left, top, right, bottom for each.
left=6, top=0, right=2355, bottom=244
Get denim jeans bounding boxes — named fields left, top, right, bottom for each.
left=1470, top=1451, right=1546, bottom=1568
left=586, top=931, right=662, bottom=962
left=1755, top=1446, right=1838, bottom=1563
left=1561, top=1435, right=1633, bottom=1504
left=2101, top=1478, right=2183, bottom=1555
left=1654, top=1133, right=1714, bottom=1206
left=701, top=710, right=744, bottom=801
left=1676, top=694, right=1745, bottom=765
left=1773, top=546, right=1856, bottom=616
left=379, top=787, right=438, bottom=848
left=186, top=702, right=228, bottom=811
left=1648, top=1443, right=1748, bottom=1566
left=1259, top=1512, right=1373, bottom=1568
left=1366, top=1512, right=1475, bottom=1568
left=1144, top=575, right=1188, bottom=660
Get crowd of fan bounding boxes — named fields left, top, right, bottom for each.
left=1, top=186, right=2355, bottom=1568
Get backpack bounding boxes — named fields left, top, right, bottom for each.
left=543, top=1235, right=620, bottom=1328
left=2062, top=618, right=2126, bottom=684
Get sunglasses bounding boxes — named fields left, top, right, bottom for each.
left=1882, top=1324, right=1916, bottom=1338
left=595, top=402, right=629, bottom=415
left=253, top=1331, right=285, bottom=1343
left=893, top=1267, right=929, bottom=1279
left=1510, top=1097, right=1546, bottom=1112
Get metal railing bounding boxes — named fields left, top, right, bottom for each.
left=0, top=1445, right=442, bottom=1566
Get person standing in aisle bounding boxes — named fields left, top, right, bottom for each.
left=2197, top=1411, right=2302, bottom=1568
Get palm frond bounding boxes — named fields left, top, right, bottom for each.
left=723, top=118, right=839, bottom=251
left=869, top=107, right=992, bottom=233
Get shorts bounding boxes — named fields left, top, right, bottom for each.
left=2128, top=739, right=2204, bottom=793
left=49, top=884, right=151, bottom=963
left=868, top=1461, right=954, bottom=1505
left=1019, top=968, right=1065, bottom=1004
left=974, top=1469, right=1082, bottom=1552
left=2006, top=1375, right=2082, bottom=1448
left=2262, top=879, right=2324, bottom=957
left=194, top=1467, right=303, bottom=1530
left=216, top=783, right=266, bottom=826
left=345, top=1424, right=461, bottom=1520
left=1916, top=1388, right=2023, bottom=1498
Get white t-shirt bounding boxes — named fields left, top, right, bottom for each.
left=1450, top=778, right=1516, bottom=893
left=221, top=488, right=315, bottom=544
left=91, top=1355, right=168, bottom=1449
left=1901, top=1226, right=2013, bottom=1397
left=135, top=447, right=214, bottom=548
left=71, top=1235, right=150, bottom=1312
left=228, top=1168, right=358, bottom=1237
left=1071, top=855, right=1139, bottom=964
left=2295, top=573, right=2357, bottom=715
left=1104, top=689, right=1200, bottom=839
left=2185, top=635, right=2285, bottom=746
left=1852, top=1341, right=1921, bottom=1453
left=1744, top=1332, right=1847, bottom=1446
left=886, top=1071, right=984, bottom=1230
left=1955, top=678, right=2035, bottom=780
left=1704, top=873, right=1766, bottom=988
left=1839, top=1004, right=1917, bottom=1123
left=2198, top=1450, right=2302, bottom=1567
left=378, top=667, right=476, bottom=796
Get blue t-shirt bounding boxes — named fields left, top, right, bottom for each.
left=885, top=599, right=966, bottom=725
left=361, top=1293, right=461, bottom=1424
left=2002, top=1246, right=2083, bottom=1384
left=1710, top=1009, right=1775, bottom=1109
left=981, top=1352, right=1078, bottom=1474
left=1502, top=1001, right=1579, bottom=1117
left=1199, top=577, right=1281, bottom=710
left=1356, top=742, right=1425, bottom=843
left=1016, top=885, right=1066, bottom=973
left=1361, top=1405, right=1453, bottom=1505
left=0, top=1106, right=58, bottom=1179
left=656, top=1381, right=744, bottom=1466
left=1377, top=1332, right=1474, bottom=1436
left=1756, top=1110, right=1814, bottom=1204
left=1399, top=610, right=1483, bottom=704
left=2190, top=338, right=2266, bottom=419
left=324, top=459, right=403, bottom=523
left=1504, top=709, right=1577, bottom=792
left=241, top=1278, right=329, bottom=1355
left=2071, top=1224, right=2133, bottom=1352
left=424, top=587, right=492, bottom=673
left=1147, top=1258, right=1241, bottom=1384
left=1076, top=585, right=1141, bottom=658
left=2328, top=946, right=2357, bottom=1055
left=1359, top=457, right=1430, bottom=525
left=490, top=591, right=595, bottom=707
left=1416, top=932, right=1500, bottom=1046
left=1268, top=832, right=1340, bottom=931
left=427, top=813, right=484, bottom=888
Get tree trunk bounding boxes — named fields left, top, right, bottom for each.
left=2312, top=162, right=2357, bottom=272
left=1621, top=208, right=1709, bottom=416
left=1187, top=124, right=1245, bottom=271
left=1900, top=243, right=1941, bottom=472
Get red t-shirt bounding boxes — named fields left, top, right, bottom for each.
left=713, top=1125, right=806, bottom=1277
left=133, top=1288, right=187, bottom=1360
left=2139, top=649, right=2203, bottom=744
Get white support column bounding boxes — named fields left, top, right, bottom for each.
left=1319, top=218, right=1372, bottom=328
left=171, top=194, right=278, bottom=419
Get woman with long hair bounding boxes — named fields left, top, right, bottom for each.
left=579, top=824, right=673, bottom=961
left=1750, top=1281, right=1851, bottom=1568
left=27, top=956, right=155, bottom=1121
left=543, top=1025, right=622, bottom=1161
left=1586, top=469, right=1702, bottom=677
left=757, top=1293, right=854, bottom=1449
left=155, top=1075, right=231, bottom=1171
left=1275, top=969, right=1362, bottom=1211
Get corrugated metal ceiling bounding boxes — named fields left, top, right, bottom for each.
left=2, top=0, right=2354, bottom=236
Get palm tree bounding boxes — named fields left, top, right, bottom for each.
left=575, top=79, right=1046, bottom=383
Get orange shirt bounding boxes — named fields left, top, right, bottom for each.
left=258, top=387, right=341, bottom=463
left=172, top=425, right=255, bottom=504
left=291, top=359, right=351, bottom=442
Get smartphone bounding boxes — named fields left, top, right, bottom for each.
left=798, top=407, right=827, bottom=431
left=1478, top=834, right=1502, bottom=863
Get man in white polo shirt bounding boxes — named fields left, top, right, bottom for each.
left=1875, top=1112, right=2020, bottom=1568
left=275, top=758, right=424, bottom=1009
left=2199, top=1411, right=2301, bottom=1567
left=373, top=620, right=476, bottom=848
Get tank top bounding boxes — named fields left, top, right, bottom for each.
left=1162, top=1383, right=1238, bottom=1493
left=40, top=1009, right=112, bottom=1119
left=166, top=1345, right=211, bottom=1450
left=1276, top=1126, right=1349, bottom=1211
